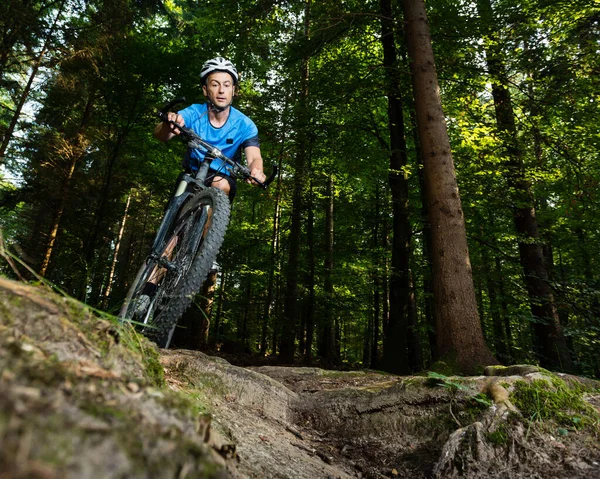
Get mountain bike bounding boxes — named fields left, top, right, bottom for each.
left=119, top=98, right=277, bottom=348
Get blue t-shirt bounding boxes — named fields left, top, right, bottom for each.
left=178, top=103, right=259, bottom=176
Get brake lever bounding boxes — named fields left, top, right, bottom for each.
left=262, top=164, right=278, bottom=189
left=251, top=164, right=278, bottom=190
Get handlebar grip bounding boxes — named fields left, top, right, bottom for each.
left=159, top=97, right=186, bottom=118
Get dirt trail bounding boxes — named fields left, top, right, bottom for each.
left=1, top=277, right=600, bottom=478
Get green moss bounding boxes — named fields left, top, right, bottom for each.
left=21, top=353, right=72, bottom=387
left=487, top=424, right=508, bottom=445
left=116, top=323, right=165, bottom=388
left=80, top=400, right=129, bottom=423
left=0, top=301, right=14, bottom=325
left=173, top=390, right=213, bottom=416
left=511, top=377, right=600, bottom=430
left=425, top=371, right=469, bottom=392
left=141, top=345, right=165, bottom=387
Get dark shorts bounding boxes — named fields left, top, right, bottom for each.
left=175, top=168, right=237, bottom=202
left=205, top=169, right=237, bottom=202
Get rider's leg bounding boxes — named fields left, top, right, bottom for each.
left=210, top=176, right=230, bottom=197
left=136, top=171, right=234, bottom=316
left=205, top=170, right=237, bottom=202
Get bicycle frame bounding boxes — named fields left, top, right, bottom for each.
left=119, top=98, right=277, bottom=345
left=148, top=97, right=262, bottom=264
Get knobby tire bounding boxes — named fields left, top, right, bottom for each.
left=121, top=187, right=230, bottom=348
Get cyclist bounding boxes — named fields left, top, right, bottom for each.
left=154, top=56, right=266, bottom=199
left=137, top=57, right=266, bottom=314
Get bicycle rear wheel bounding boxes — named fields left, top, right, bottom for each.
left=125, top=187, right=230, bottom=347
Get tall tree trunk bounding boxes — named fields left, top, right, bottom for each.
left=495, top=256, right=513, bottom=356
left=485, top=257, right=509, bottom=362
left=402, top=0, right=497, bottom=373
left=84, top=91, right=142, bottom=303
left=477, top=0, right=572, bottom=371
left=477, top=222, right=509, bottom=362
left=211, top=268, right=228, bottom=347
left=412, top=110, right=436, bottom=364
left=370, top=189, right=382, bottom=369
left=407, top=269, right=423, bottom=371
left=39, top=91, right=95, bottom=277
left=320, top=175, right=337, bottom=363
left=241, top=277, right=252, bottom=349
left=304, top=174, right=316, bottom=363
left=198, top=272, right=217, bottom=350
left=280, top=0, right=311, bottom=363
left=260, top=134, right=285, bottom=356
left=380, top=0, right=411, bottom=375
left=101, top=191, right=131, bottom=308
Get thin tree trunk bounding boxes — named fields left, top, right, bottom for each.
left=0, top=0, right=66, bottom=163
left=321, top=175, right=337, bottom=363
left=280, top=0, right=311, bottom=363
left=198, top=272, right=217, bottom=349
left=40, top=91, right=95, bottom=276
left=370, top=190, right=383, bottom=369
left=407, top=269, right=423, bottom=371
left=304, top=174, right=316, bottom=363
left=478, top=223, right=509, bottom=362
left=477, top=0, right=571, bottom=371
left=102, top=191, right=131, bottom=308
left=380, top=0, right=411, bottom=375
left=495, top=257, right=513, bottom=356
left=260, top=129, right=285, bottom=356
left=211, top=269, right=227, bottom=347
left=241, top=278, right=252, bottom=349
left=408, top=68, right=436, bottom=364
left=402, top=0, right=497, bottom=373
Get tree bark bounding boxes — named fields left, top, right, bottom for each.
left=39, top=90, right=95, bottom=277
left=320, top=175, right=337, bottom=363
left=402, top=0, right=497, bottom=373
left=477, top=0, right=572, bottom=371
left=280, top=0, right=311, bottom=363
left=380, top=0, right=411, bottom=375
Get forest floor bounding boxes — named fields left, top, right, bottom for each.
left=1, top=276, right=600, bottom=478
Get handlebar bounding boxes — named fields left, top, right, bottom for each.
left=157, top=98, right=277, bottom=190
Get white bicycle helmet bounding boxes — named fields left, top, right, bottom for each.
left=200, top=57, right=239, bottom=85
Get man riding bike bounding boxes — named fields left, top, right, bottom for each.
left=154, top=56, right=266, bottom=198
left=137, top=56, right=266, bottom=310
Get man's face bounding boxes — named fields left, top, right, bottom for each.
left=203, top=71, right=235, bottom=110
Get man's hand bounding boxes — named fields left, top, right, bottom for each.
left=249, top=167, right=266, bottom=185
left=166, top=112, right=184, bottom=135
left=154, top=112, right=184, bottom=141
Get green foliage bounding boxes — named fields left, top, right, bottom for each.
left=1, top=0, right=600, bottom=374
left=486, top=424, right=509, bottom=445
left=426, top=372, right=468, bottom=392
left=511, top=377, right=600, bottom=430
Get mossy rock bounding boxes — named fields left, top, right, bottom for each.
left=484, top=364, right=541, bottom=377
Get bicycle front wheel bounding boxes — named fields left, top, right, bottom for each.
left=142, top=187, right=231, bottom=347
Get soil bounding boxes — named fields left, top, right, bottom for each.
left=1, top=276, right=600, bottom=478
